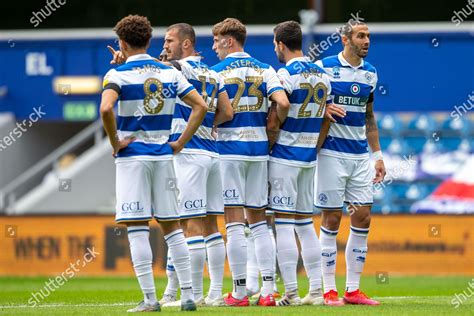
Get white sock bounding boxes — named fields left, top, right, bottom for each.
left=345, top=226, right=369, bottom=292
left=249, top=221, right=274, bottom=297
left=127, top=226, right=157, bottom=304
left=205, top=232, right=225, bottom=299
left=165, top=229, right=193, bottom=302
left=268, top=226, right=279, bottom=293
left=320, top=226, right=338, bottom=293
left=275, top=218, right=298, bottom=293
left=246, top=230, right=260, bottom=294
left=164, top=251, right=179, bottom=296
left=226, top=223, right=247, bottom=299
left=186, top=236, right=206, bottom=300
left=295, top=219, right=322, bottom=292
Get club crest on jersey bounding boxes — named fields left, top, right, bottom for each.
left=332, top=66, right=341, bottom=79
left=319, top=193, right=328, bottom=205
left=350, top=83, right=360, bottom=95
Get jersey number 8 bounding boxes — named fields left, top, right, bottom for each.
left=143, top=78, right=164, bottom=114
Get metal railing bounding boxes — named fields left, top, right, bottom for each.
left=0, top=119, right=104, bottom=210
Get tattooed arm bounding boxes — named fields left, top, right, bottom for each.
left=366, top=99, right=386, bottom=183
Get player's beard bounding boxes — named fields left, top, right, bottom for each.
left=350, top=40, right=369, bottom=58
left=276, top=49, right=285, bottom=63
left=168, top=46, right=184, bottom=61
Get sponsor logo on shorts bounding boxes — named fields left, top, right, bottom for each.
left=184, top=199, right=206, bottom=210
left=322, top=251, right=337, bottom=257
left=326, top=260, right=336, bottom=267
left=356, top=256, right=366, bottom=263
left=121, top=201, right=144, bottom=213
left=318, top=193, right=328, bottom=205
left=223, top=189, right=239, bottom=199
left=272, top=196, right=294, bottom=207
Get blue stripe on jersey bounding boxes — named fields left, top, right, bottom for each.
left=330, top=81, right=372, bottom=98
left=281, top=117, right=323, bottom=133
left=217, top=140, right=268, bottom=157
left=319, top=55, right=376, bottom=73
left=218, top=112, right=267, bottom=128
left=179, top=86, right=195, bottom=98
left=120, top=83, right=177, bottom=100
left=271, top=143, right=317, bottom=163
left=211, top=57, right=271, bottom=73
left=116, top=60, right=172, bottom=72
left=117, top=115, right=173, bottom=131
left=224, top=81, right=268, bottom=99
left=169, top=133, right=217, bottom=153
left=333, top=111, right=366, bottom=127
left=322, top=136, right=368, bottom=154
left=174, top=103, right=214, bottom=128
left=116, top=142, right=173, bottom=158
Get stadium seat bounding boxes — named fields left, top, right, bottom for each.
left=438, top=137, right=462, bottom=151
left=439, top=116, right=471, bottom=137
left=406, top=137, right=428, bottom=154
left=403, top=114, right=437, bottom=137
left=377, top=113, right=403, bottom=136
left=386, top=138, right=414, bottom=156
left=379, top=136, right=392, bottom=151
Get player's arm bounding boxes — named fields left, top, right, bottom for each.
left=366, top=98, right=386, bottom=183
left=170, top=89, right=208, bottom=153
left=317, top=117, right=331, bottom=152
left=214, top=90, right=233, bottom=126
left=100, top=89, right=134, bottom=155
left=269, top=90, right=290, bottom=124
left=266, top=101, right=280, bottom=150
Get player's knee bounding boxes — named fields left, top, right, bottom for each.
left=322, top=211, right=342, bottom=230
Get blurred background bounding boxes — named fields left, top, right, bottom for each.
left=0, top=0, right=472, bottom=278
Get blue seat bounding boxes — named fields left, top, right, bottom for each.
left=406, top=137, right=427, bottom=154
left=439, top=116, right=471, bottom=137
left=403, top=114, right=437, bottom=137
left=439, top=137, right=462, bottom=151
left=386, top=139, right=414, bottom=156
left=377, top=113, right=403, bottom=137
left=379, top=136, right=392, bottom=151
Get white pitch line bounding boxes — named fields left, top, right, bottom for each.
left=0, top=297, right=455, bottom=309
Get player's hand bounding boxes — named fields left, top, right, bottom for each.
left=168, top=140, right=185, bottom=154
left=113, top=137, right=135, bottom=156
left=107, top=45, right=126, bottom=65
left=211, top=126, right=218, bottom=140
left=325, top=104, right=346, bottom=122
left=373, top=159, right=386, bottom=183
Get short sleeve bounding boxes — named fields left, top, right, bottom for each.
left=174, top=70, right=196, bottom=99
left=322, top=74, right=333, bottom=104
left=265, top=66, right=284, bottom=97
left=103, top=69, right=121, bottom=94
left=315, top=60, right=324, bottom=68
left=277, top=68, right=293, bottom=95
left=370, top=70, right=378, bottom=93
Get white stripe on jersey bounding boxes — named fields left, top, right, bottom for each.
left=277, top=130, right=321, bottom=148
left=328, top=123, right=366, bottom=141
left=118, top=99, right=176, bottom=117
left=217, top=126, right=268, bottom=142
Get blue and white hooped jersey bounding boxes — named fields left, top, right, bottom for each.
left=270, top=57, right=332, bottom=167
left=169, top=56, right=225, bottom=158
left=103, top=54, right=195, bottom=161
left=211, top=52, right=284, bottom=161
left=316, top=52, right=378, bottom=159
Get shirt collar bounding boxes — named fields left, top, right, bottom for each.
left=338, top=51, right=364, bottom=69
left=226, top=52, right=251, bottom=59
left=126, top=53, right=153, bottom=63
left=180, top=55, right=202, bottom=63
left=286, top=56, right=309, bottom=66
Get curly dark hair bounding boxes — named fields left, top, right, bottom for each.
left=114, top=15, right=152, bottom=49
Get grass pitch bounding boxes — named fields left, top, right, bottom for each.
left=0, top=276, right=472, bottom=315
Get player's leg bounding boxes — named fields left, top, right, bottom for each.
left=153, top=160, right=195, bottom=311
left=269, top=162, right=300, bottom=306
left=116, top=161, right=160, bottom=312
left=202, top=157, right=226, bottom=306
left=315, top=155, right=347, bottom=306
left=343, top=159, right=379, bottom=305
left=245, top=161, right=275, bottom=306
left=221, top=160, right=249, bottom=306
left=265, top=210, right=280, bottom=296
left=295, top=166, right=323, bottom=305
left=245, top=223, right=260, bottom=296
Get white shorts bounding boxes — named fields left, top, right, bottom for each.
left=269, top=162, right=315, bottom=216
left=115, top=160, right=179, bottom=223
left=315, top=155, right=374, bottom=210
left=174, top=153, right=224, bottom=218
left=220, top=160, right=268, bottom=209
